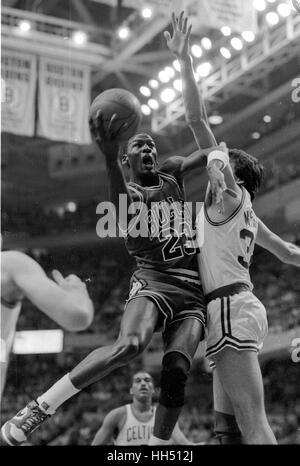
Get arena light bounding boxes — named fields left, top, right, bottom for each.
left=160, top=88, right=176, bottom=103
left=140, top=85, right=151, bottom=97
left=13, top=330, right=64, bottom=354
left=196, top=62, right=212, bottom=78
left=141, top=104, right=151, bottom=115
left=18, top=20, right=31, bottom=32
left=267, top=0, right=277, bottom=3
left=118, top=26, right=130, bottom=40
left=231, top=37, right=243, bottom=50
left=141, top=6, right=153, bottom=19
left=66, top=202, right=77, bottom=212
left=220, top=47, right=232, bottom=59
left=208, top=114, right=223, bottom=125
left=72, top=31, right=88, bottom=45
left=252, top=131, right=261, bottom=139
left=266, top=11, right=280, bottom=25
left=277, top=3, right=291, bottom=17
left=242, top=31, right=256, bottom=42
left=173, top=59, right=181, bottom=72
left=158, top=69, right=170, bottom=83
left=164, top=66, right=175, bottom=79
left=263, top=114, right=272, bottom=123
left=201, top=37, right=212, bottom=50
left=191, top=44, right=203, bottom=58
left=173, top=79, right=183, bottom=92
left=253, top=0, right=267, bottom=11
left=221, top=26, right=232, bottom=36
left=149, top=79, right=159, bottom=89
left=148, top=98, right=159, bottom=110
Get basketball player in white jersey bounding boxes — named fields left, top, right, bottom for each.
left=92, top=371, right=194, bottom=445
left=166, top=11, right=300, bottom=444
left=1, top=250, right=94, bottom=404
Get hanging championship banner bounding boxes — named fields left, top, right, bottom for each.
left=1, top=50, right=37, bottom=136
left=197, top=0, right=258, bottom=34
left=37, top=58, right=91, bottom=144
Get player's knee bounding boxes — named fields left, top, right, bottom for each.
left=116, top=335, right=144, bottom=359
left=214, top=411, right=243, bottom=445
left=159, top=352, right=190, bottom=408
left=232, top=394, right=264, bottom=432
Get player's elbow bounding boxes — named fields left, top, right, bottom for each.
left=282, top=245, right=298, bottom=265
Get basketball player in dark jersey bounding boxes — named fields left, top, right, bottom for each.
left=1, top=99, right=225, bottom=446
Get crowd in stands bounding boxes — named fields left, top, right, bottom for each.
left=251, top=246, right=300, bottom=333
left=263, top=156, right=300, bottom=194
left=1, top=243, right=299, bottom=445
left=1, top=202, right=99, bottom=238
left=2, top=350, right=299, bottom=445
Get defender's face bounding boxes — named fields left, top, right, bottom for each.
left=130, top=372, right=155, bottom=401
left=126, top=134, right=158, bottom=177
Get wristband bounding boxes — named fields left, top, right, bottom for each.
left=207, top=150, right=229, bottom=170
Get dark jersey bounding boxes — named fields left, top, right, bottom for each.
left=125, top=169, right=199, bottom=273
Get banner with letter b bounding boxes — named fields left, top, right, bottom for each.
left=37, top=58, right=91, bottom=144
left=1, top=50, right=37, bottom=137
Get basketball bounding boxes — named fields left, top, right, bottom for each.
left=292, top=0, right=300, bottom=13
left=89, top=88, right=143, bottom=142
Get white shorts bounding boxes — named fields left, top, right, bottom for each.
left=205, top=291, right=268, bottom=360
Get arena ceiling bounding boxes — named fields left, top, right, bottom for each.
left=2, top=0, right=300, bottom=207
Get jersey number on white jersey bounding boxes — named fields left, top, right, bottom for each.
left=238, top=229, right=255, bottom=270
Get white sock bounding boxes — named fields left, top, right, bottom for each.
left=148, top=435, right=171, bottom=445
left=37, top=374, right=80, bottom=414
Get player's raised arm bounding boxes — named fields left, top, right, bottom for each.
left=89, top=111, right=133, bottom=232
left=256, top=219, right=300, bottom=267
left=164, top=12, right=228, bottom=209
left=164, top=11, right=217, bottom=149
left=4, top=251, right=94, bottom=331
left=91, top=407, right=124, bottom=445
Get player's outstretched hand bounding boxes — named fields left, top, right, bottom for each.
left=164, top=11, right=192, bottom=59
left=207, top=142, right=228, bottom=213
left=89, top=110, right=128, bottom=160
left=208, top=165, right=226, bottom=214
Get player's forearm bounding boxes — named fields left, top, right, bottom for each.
left=179, top=55, right=203, bottom=124
left=179, top=56, right=217, bottom=148
left=42, top=292, right=94, bottom=331
left=106, top=159, right=132, bottom=222
left=91, top=432, right=113, bottom=445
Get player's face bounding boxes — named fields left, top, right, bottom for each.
left=130, top=372, right=155, bottom=401
left=126, top=134, right=158, bottom=177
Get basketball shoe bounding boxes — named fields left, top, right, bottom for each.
left=1, top=400, right=50, bottom=446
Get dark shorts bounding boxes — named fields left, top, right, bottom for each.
left=125, top=267, right=206, bottom=337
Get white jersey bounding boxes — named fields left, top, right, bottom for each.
left=1, top=297, right=21, bottom=399
left=115, top=404, right=156, bottom=446
left=197, top=188, right=258, bottom=295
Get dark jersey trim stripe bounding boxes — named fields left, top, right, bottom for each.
left=204, top=187, right=246, bottom=227
left=227, top=296, right=232, bottom=336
